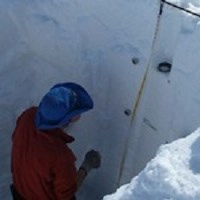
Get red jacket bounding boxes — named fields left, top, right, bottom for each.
left=11, top=107, right=77, bottom=200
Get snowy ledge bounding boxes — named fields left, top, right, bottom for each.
left=103, top=128, right=200, bottom=200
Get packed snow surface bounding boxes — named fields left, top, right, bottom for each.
left=1, top=0, right=200, bottom=200
left=104, top=128, right=200, bottom=200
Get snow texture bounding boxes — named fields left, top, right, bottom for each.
left=0, top=0, right=200, bottom=200
left=103, top=128, right=200, bottom=200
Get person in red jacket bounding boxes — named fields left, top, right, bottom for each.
left=11, top=82, right=101, bottom=200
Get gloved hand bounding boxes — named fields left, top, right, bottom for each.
left=80, top=150, right=101, bottom=174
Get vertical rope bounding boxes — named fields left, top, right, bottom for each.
left=117, top=0, right=164, bottom=187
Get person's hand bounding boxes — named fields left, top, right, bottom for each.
left=80, top=150, right=101, bottom=174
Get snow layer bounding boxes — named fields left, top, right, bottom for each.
left=103, top=128, right=200, bottom=200
left=1, top=0, right=200, bottom=200
left=0, top=0, right=158, bottom=199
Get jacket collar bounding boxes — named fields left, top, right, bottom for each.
left=44, top=128, right=75, bottom=144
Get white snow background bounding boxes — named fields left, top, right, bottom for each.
left=0, top=0, right=200, bottom=199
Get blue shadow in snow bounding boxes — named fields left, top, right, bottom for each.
left=189, top=135, right=200, bottom=174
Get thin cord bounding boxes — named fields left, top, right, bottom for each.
left=162, top=0, right=200, bottom=18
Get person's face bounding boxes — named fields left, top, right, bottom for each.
left=69, top=115, right=81, bottom=123
left=62, top=115, right=81, bottom=129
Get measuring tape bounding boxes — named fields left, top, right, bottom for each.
left=117, top=0, right=165, bottom=187
left=130, top=0, right=164, bottom=124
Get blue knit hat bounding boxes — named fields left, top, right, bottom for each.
left=35, top=82, right=93, bottom=130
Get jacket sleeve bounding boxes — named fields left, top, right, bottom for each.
left=53, top=149, right=77, bottom=200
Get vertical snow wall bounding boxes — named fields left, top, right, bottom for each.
left=1, top=0, right=200, bottom=199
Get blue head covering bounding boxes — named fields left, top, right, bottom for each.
left=35, top=82, right=93, bottom=130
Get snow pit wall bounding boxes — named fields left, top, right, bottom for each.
left=1, top=0, right=200, bottom=200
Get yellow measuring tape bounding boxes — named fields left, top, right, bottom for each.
left=130, top=67, right=148, bottom=124
left=130, top=1, right=164, bottom=124
left=117, top=0, right=165, bottom=186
